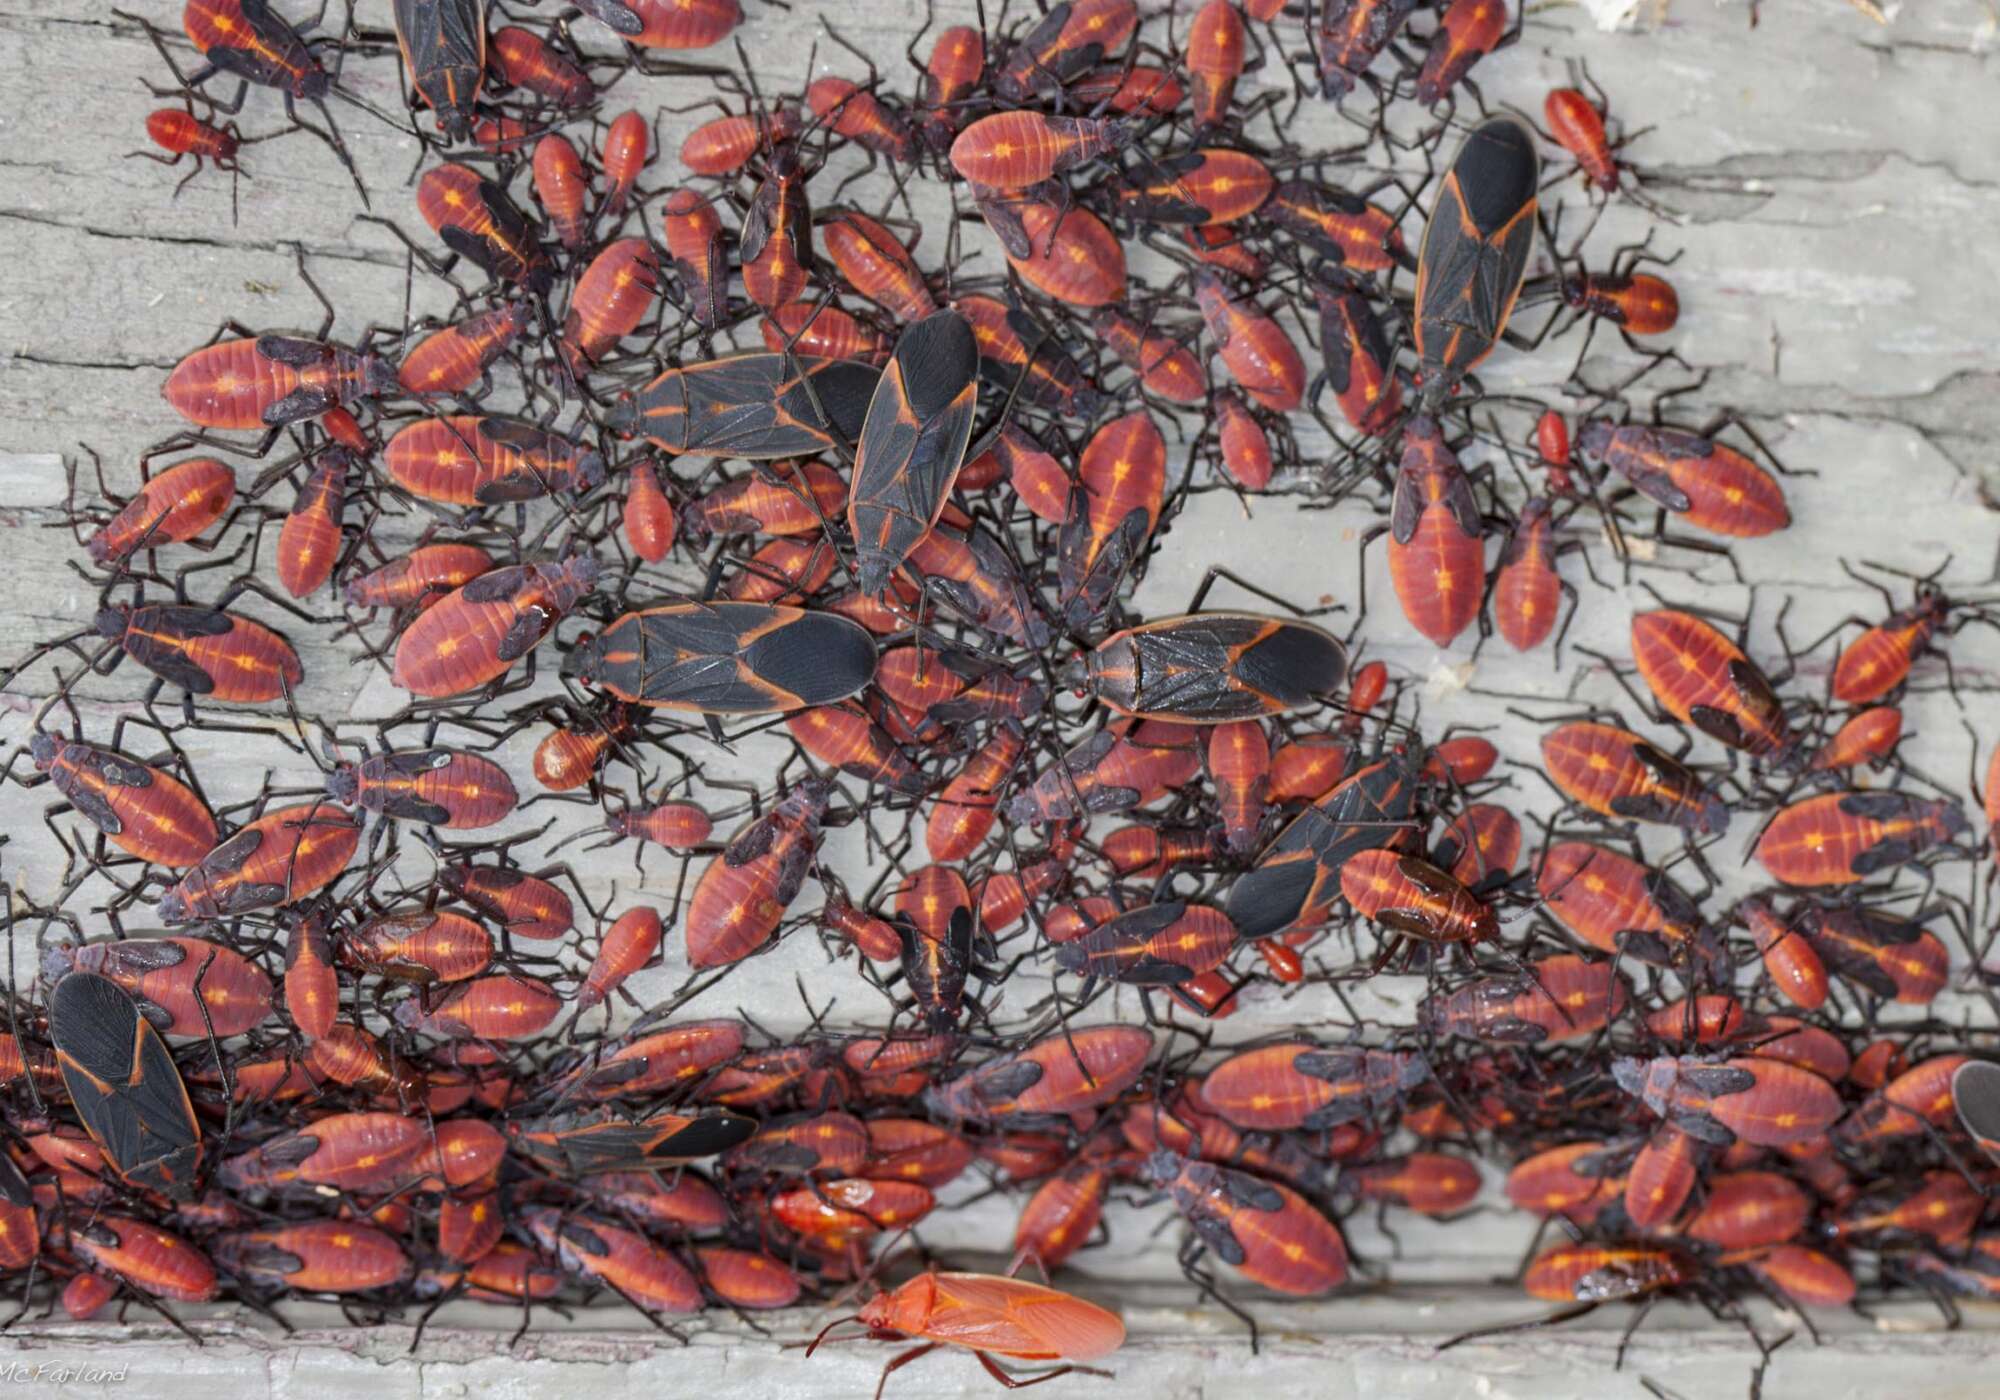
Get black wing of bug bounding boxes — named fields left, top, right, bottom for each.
left=653, top=1112, right=758, bottom=1159
left=968, top=1058, right=1047, bottom=1106
left=49, top=973, right=200, bottom=1195
left=1213, top=1164, right=1287, bottom=1213
left=253, top=335, right=332, bottom=368
left=572, top=0, right=645, bottom=35
left=1684, top=703, right=1756, bottom=752
left=850, top=311, right=980, bottom=594
left=1180, top=1194, right=1249, bottom=1266
left=739, top=615, right=878, bottom=709
left=0, top=1152, right=30, bottom=1208
left=1837, top=791, right=1927, bottom=821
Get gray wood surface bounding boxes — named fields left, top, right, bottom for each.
left=2, top=0, right=1999, bottom=1391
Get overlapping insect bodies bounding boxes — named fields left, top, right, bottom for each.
left=42, top=0, right=1991, bottom=1373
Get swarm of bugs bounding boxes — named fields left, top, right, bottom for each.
left=5, top=0, right=2000, bottom=1396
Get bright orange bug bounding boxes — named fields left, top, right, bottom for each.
left=1267, top=180, right=1409, bottom=271
left=343, top=543, right=491, bottom=612
left=598, top=108, right=648, bottom=218
left=392, top=555, right=598, bottom=698
left=1002, top=203, right=1126, bottom=308
left=1422, top=952, right=1627, bottom=1044
left=1833, top=1171, right=1981, bottom=1248
left=992, top=425, right=1072, bottom=524
left=394, top=974, right=561, bottom=1041
left=560, top=238, right=660, bottom=372
left=1092, top=308, right=1207, bottom=405
left=809, top=77, right=914, bottom=161
left=1193, top=269, right=1304, bottom=411
left=488, top=25, right=590, bottom=105
left=440, top=863, right=573, bottom=941
left=1535, top=840, right=1722, bottom=973
left=684, top=777, right=832, bottom=967
left=84, top=456, right=236, bottom=565
left=1415, top=0, right=1510, bottom=104
left=1143, top=1151, right=1349, bottom=1295
left=771, top=1177, right=936, bottom=1252
left=1539, top=720, right=1727, bottom=834
left=385, top=415, right=605, bottom=506
left=1754, top=790, right=1967, bottom=886
left=164, top=335, right=396, bottom=432
left=156, top=802, right=360, bottom=923
left=1207, top=719, right=1271, bottom=853
left=1186, top=0, right=1246, bottom=126
left=1624, top=1123, right=1701, bottom=1230
left=1433, top=801, right=1521, bottom=885
left=956, top=293, right=1101, bottom=417
left=26, top=732, right=219, bottom=868
left=1056, top=409, right=1166, bottom=625
left=398, top=302, right=531, bottom=396
left=810, top=1270, right=1125, bottom=1396
left=1513, top=1239, right=1696, bottom=1308
left=928, top=725, right=1027, bottom=862
left=573, top=906, right=663, bottom=1011
left=1491, top=497, right=1572, bottom=652
left=140, top=106, right=245, bottom=215
left=1578, top=421, right=1789, bottom=538
left=1383, top=415, right=1485, bottom=648
left=823, top=210, right=934, bottom=323
left=1629, top=609, right=1791, bottom=757
left=1214, top=390, right=1273, bottom=490
left=657, top=187, right=727, bottom=331
left=994, top=0, right=1139, bottom=100
left=1809, top=705, right=1902, bottom=773
left=1348, top=1151, right=1482, bottom=1216
left=1733, top=897, right=1828, bottom=1011
left=1829, top=585, right=1953, bottom=704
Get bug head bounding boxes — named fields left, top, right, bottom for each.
left=92, top=606, right=130, bottom=640
left=324, top=763, right=359, bottom=805
left=26, top=732, right=58, bottom=771
left=1057, top=652, right=1093, bottom=696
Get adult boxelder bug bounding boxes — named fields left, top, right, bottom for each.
left=1225, top=752, right=1419, bottom=940
left=1064, top=613, right=1347, bottom=722
left=565, top=601, right=878, bottom=713
left=848, top=309, right=980, bottom=594
left=609, top=353, right=881, bottom=459
left=1412, top=116, right=1539, bottom=411
left=48, top=972, right=203, bottom=1200
left=390, top=0, right=484, bottom=143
